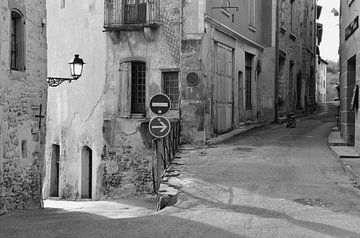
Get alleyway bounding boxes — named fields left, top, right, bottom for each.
left=2, top=103, right=360, bottom=238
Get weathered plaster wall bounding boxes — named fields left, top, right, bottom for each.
left=101, top=0, right=181, bottom=197
left=44, top=0, right=106, bottom=200
left=0, top=0, right=47, bottom=211
left=260, top=47, right=276, bottom=122
left=206, top=0, right=264, bottom=45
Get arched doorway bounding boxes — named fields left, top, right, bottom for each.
left=81, top=146, right=92, bottom=198
left=50, top=144, right=60, bottom=197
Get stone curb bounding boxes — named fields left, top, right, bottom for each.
left=327, top=132, right=360, bottom=186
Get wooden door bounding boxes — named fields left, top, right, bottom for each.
left=214, top=43, right=233, bottom=133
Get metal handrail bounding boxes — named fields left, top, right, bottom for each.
left=152, top=119, right=181, bottom=193
left=104, top=0, right=160, bottom=29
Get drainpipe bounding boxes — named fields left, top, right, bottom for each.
left=179, top=0, right=183, bottom=144
left=0, top=124, right=5, bottom=213
left=274, top=0, right=280, bottom=122
left=313, top=0, right=318, bottom=112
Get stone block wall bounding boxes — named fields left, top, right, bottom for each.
left=0, top=0, right=47, bottom=212
left=277, top=0, right=303, bottom=115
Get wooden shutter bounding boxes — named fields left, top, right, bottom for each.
left=118, top=62, right=132, bottom=118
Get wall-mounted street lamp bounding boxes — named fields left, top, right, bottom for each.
left=47, top=54, right=85, bottom=87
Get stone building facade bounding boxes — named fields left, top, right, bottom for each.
left=339, top=0, right=360, bottom=147
left=0, top=0, right=47, bottom=212
left=44, top=0, right=320, bottom=200
left=276, top=0, right=318, bottom=116
left=181, top=0, right=271, bottom=142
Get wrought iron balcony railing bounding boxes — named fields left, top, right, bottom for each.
left=104, top=0, right=160, bottom=30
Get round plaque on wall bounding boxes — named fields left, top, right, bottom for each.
left=187, top=72, right=200, bottom=86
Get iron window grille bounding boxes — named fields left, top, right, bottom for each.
left=163, top=72, right=179, bottom=109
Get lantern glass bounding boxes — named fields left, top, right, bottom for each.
left=69, top=54, right=85, bottom=79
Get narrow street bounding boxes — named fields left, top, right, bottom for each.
left=159, top=102, right=360, bottom=237
left=2, top=103, right=360, bottom=238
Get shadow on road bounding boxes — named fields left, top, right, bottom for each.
left=180, top=191, right=360, bottom=238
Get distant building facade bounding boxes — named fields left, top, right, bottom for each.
left=0, top=0, right=47, bottom=212
left=339, top=0, right=360, bottom=146
left=316, top=57, right=328, bottom=103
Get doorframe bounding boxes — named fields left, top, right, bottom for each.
left=50, top=144, right=60, bottom=197
left=80, top=146, right=92, bottom=199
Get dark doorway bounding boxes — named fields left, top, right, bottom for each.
left=50, top=145, right=60, bottom=197
left=81, top=146, right=92, bottom=199
left=347, top=55, right=356, bottom=145
left=296, top=71, right=302, bottom=110
left=131, top=61, right=146, bottom=115
left=238, top=71, right=243, bottom=121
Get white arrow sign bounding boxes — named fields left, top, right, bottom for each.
left=149, top=116, right=171, bottom=138
left=151, top=119, right=167, bottom=132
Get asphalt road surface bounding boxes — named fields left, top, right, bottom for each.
left=2, top=102, right=360, bottom=238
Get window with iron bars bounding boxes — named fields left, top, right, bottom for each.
left=163, top=71, right=179, bottom=109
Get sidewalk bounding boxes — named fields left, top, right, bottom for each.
left=328, top=127, right=360, bottom=186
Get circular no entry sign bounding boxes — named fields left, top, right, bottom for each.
left=149, top=116, right=171, bottom=138
left=149, top=93, right=171, bottom=115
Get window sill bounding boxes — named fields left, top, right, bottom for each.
left=248, top=25, right=256, bottom=32
left=9, top=69, right=25, bottom=80
left=131, top=113, right=146, bottom=119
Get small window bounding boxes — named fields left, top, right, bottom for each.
left=163, top=71, right=179, bottom=109
left=280, top=0, right=286, bottom=28
left=21, top=140, right=27, bottom=158
left=10, top=9, right=25, bottom=71
left=290, top=0, right=295, bottom=32
left=248, top=0, right=255, bottom=28
left=245, top=53, right=253, bottom=110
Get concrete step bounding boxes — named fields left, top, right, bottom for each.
left=329, top=146, right=360, bottom=158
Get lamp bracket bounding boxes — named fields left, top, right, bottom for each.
left=47, top=77, right=78, bottom=87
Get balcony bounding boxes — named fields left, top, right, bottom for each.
left=104, top=0, right=160, bottom=31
